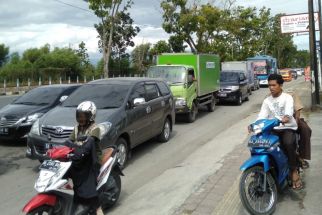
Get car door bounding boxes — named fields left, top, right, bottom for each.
left=239, top=73, right=248, bottom=99
left=126, top=83, right=152, bottom=146
left=144, top=82, right=165, bottom=139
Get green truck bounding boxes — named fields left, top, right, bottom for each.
left=147, top=53, right=220, bottom=122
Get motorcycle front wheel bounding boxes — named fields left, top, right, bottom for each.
left=26, top=205, right=54, bottom=215
left=99, top=170, right=122, bottom=211
left=239, top=166, right=277, bottom=215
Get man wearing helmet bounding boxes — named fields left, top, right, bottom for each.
left=64, top=101, right=102, bottom=215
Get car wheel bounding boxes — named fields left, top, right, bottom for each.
left=158, top=118, right=171, bottom=143
left=207, top=96, right=216, bottom=112
left=245, top=95, right=249, bottom=102
left=236, top=94, right=242, bottom=106
left=116, top=138, right=128, bottom=169
left=187, top=102, right=198, bottom=123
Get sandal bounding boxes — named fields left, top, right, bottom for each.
left=292, top=177, right=303, bottom=190
left=300, top=160, right=310, bottom=169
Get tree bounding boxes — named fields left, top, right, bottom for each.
left=88, top=0, right=138, bottom=78
left=76, top=41, right=90, bottom=66
left=168, top=35, right=187, bottom=52
left=131, top=43, right=152, bottom=74
left=22, top=44, right=50, bottom=63
left=0, top=43, right=9, bottom=67
left=150, top=40, right=172, bottom=56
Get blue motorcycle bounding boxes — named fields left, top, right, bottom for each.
left=239, top=118, right=290, bottom=215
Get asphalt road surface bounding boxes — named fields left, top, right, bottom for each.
left=0, top=78, right=305, bottom=215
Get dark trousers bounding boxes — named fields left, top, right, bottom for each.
left=273, top=129, right=297, bottom=171
left=298, top=118, right=312, bottom=160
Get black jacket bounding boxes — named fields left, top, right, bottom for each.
left=65, top=137, right=100, bottom=199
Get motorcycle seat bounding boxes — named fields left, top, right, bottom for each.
left=101, top=148, right=114, bottom=165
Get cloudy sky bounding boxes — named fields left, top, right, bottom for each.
left=0, top=0, right=314, bottom=63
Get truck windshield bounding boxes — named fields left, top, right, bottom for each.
left=147, top=66, right=186, bottom=84
left=220, top=72, right=239, bottom=83
left=250, top=61, right=267, bottom=76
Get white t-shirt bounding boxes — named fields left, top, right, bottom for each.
left=257, top=92, right=298, bottom=130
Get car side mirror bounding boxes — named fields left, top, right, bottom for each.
left=59, top=95, right=68, bottom=103
left=188, top=75, right=195, bottom=83
left=133, top=98, right=146, bottom=107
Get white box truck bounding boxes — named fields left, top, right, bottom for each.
left=221, top=61, right=259, bottom=91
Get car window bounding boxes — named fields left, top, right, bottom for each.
left=62, top=84, right=129, bottom=109
left=62, top=86, right=79, bottom=96
left=157, top=82, right=170, bottom=96
left=13, top=87, right=64, bottom=106
left=145, top=84, right=160, bottom=101
left=129, top=84, right=146, bottom=101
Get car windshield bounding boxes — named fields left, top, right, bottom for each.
left=147, top=66, right=186, bottom=84
left=220, top=72, right=239, bottom=83
left=62, top=84, right=129, bottom=109
left=13, top=87, right=64, bottom=106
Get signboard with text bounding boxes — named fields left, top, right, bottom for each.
left=280, top=13, right=319, bottom=34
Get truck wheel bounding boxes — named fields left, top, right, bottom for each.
left=236, top=94, right=242, bottom=106
left=187, top=102, right=198, bottom=123
left=158, top=118, right=171, bottom=143
left=207, top=96, right=216, bottom=112
left=116, top=138, right=128, bottom=169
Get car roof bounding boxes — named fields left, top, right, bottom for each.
left=87, top=77, right=164, bottom=85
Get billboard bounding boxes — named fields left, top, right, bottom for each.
left=280, top=13, right=319, bottom=34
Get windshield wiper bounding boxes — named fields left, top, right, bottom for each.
left=14, top=102, right=37, bottom=105
left=63, top=105, right=77, bottom=107
left=101, top=106, right=119, bottom=109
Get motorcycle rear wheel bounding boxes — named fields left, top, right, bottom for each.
left=100, top=170, right=122, bottom=211
left=239, top=166, right=277, bottom=215
left=26, top=205, right=54, bottom=215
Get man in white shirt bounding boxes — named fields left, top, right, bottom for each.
left=256, top=74, right=302, bottom=190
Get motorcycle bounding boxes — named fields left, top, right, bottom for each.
left=239, top=118, right=295, bottom=215
left=23, top=123, right=123, bottom=215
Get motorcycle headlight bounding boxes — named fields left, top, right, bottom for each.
left=175, top=98, right=187, bottom=107
left=30, top=119, right=40, bottom=136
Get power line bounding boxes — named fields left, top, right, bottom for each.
left=51, top=0, right=93, bottom=13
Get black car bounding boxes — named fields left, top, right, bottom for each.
left=0, top=84, right=80, bottom=142
left=217, top=71, right=250, bottom=105
left=27, top=78, right=175, bottom=167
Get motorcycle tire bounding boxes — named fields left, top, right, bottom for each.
left=100, top=170, right=122, bottom=211
left=26, top=205, right=54, bottom=215
left=239, top=166, right=277, bottom=215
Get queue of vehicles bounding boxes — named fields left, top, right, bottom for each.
left=1, top=52, right=303, bottom=213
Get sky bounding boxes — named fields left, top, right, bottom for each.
left=0, top=0, right=315, bottom=63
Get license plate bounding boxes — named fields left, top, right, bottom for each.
left=219, top=93, right=227, bottom=97
left=0, top=127, right=8, bottom=135
left=40, top=160, right=60, bottom=172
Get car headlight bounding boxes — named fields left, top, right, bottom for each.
left=175, top=98, right=187, bottom=107
left=230, top=86, right=239, bottom=91
left=30, top=119, right=40, bottom=136
left=97, top=122, right=112, bottom=140
left=17, top=113, right=43, bottom=125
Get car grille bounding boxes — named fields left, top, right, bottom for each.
left=0, top=117, right=18, bottom=127
left=34, top=144, right=46, bottom=155
left=42, top=126, right=73, bottom=139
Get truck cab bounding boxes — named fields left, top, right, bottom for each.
left=147, top=54, right=220, bottom=123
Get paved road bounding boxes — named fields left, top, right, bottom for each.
left=0, top=95, right=19, bottom=109
left=0, top=78, right=305, bottom=215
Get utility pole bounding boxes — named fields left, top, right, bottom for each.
left=319, top=0, right=322, bottom=80
left=308, top=0, right=320, bottom=105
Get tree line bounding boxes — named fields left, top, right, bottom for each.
left=0, top=0, right=310, bottom=83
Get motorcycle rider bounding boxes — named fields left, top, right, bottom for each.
left=64, top=101, right=102, bottom=214
left=253, top=74, right=303, bottom=190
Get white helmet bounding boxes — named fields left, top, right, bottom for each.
left=76, top=101, right=97, bottom=123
